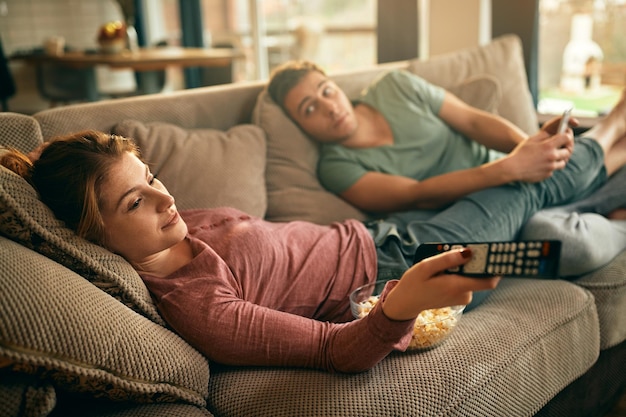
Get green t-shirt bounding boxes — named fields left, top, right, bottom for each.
left=318, top=70, right=502, bottom=194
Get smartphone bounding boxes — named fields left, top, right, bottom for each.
left=557, top=108, right=573, bottom=134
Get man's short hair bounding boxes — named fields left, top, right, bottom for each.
left=267, top=60, right=326, bottom=110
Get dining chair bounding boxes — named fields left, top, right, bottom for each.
left=199, top=41, right=236, bottom=87
left=35, top=63, right=94, bottom=107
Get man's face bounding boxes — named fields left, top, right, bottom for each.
left=283, top=71, right=358, bottom=143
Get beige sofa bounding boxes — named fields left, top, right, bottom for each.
left=1, top=35, right=625, bottom=417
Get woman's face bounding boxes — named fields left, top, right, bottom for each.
left=98, top=152, right=188, bottom=263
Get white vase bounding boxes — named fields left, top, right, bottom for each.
left=560, top=13, right=604, bottom=93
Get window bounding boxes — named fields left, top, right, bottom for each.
left=200, top=0, right=377, bottom=80
left=538, top=0, right=626, bottom=117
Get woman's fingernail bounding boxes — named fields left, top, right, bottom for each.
left=460, top=248, right=473, bottom=259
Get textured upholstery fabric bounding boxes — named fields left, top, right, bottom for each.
left=208, top=279, right=599, bottom=417
left=447, top=74, right=501, bottom=112
left=0, top=236, right=210, bottom=407
left=50, top=399, right=214, bottom=417
left=0, top=112, right=43, bottom=153
left=254, top=71, right=501, bottom=224
left=0, top=370, right=56, bottom=417
left=33, top=82, right=265, bottom=141
left=408, top=34, right=539, bottom=134
left=0, top=166, right=164, bottom=325
left=575, top=250, right=626, bottom=349
left=113, top=120, right=267, bottom=217
left=535, top=341, right=626, bottom=417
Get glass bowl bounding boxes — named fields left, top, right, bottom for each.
left=349, top=280, right=465, bottom=351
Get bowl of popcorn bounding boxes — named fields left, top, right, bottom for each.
left=349, top=281, right=465, bottom=351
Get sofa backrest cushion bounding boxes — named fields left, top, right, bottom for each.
left=113, top=120, right=267, bottom=217
left=0, top=236, right=210, bottom=406
left=0, top=165, right=166, bottom=326
left=34, top=81, right=266, bottom=141
left=0, top=112, right=43, bottom=153
left=407, top=34, right=538, bottom=134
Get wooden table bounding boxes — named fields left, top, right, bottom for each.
left=12, top=46, right=245, bottom=101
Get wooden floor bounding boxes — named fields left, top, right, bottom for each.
left=607, top=391, right=626, bottom=417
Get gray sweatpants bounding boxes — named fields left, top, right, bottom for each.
left=521, top=165, right=626, bottom=277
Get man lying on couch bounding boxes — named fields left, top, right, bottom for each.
left=266, top=60, right=626, bottom=277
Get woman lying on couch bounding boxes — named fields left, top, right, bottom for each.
left=0, top=126, right=613, bottom=373
left=267, top=60, right=626, bottom=276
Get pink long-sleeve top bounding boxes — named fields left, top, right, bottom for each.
left=140, top=207, right=414, bottom=373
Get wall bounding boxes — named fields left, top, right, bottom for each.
left=428, top=0, right=490, bottom=57
left=492, top=0, right=538, bottom=104
left=378, top=0, right=488, bottom=62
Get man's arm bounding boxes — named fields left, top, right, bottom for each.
left=438, top=91, right=527, bottom=152
left=341, top=130, right=574, bottom=213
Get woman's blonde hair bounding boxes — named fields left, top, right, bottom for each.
left=0, top=130, right=141, bottom=245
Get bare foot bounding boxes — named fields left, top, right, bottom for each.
left=608, top=208, right=626, bottom=220
left=584, top=88, right=626, bottom=153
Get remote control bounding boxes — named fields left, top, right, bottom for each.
left=413, top=240, right=562, bottom=279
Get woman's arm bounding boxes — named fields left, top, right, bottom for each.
left=152, top=251, right=497, bottom=373
left=154, top=277, right=414, bottom=373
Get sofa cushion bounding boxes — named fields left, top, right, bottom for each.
left=575, top=250, right=626, bottom=349
left=407, top=34, right=538, bottom=134
left=0, top=112, right=43, bottom=154
left=447, top=74, right=501, bottom=113
left=0, top=370, right=56, bottom=417
left=254, top=72, right=501, bottom=225
left=0, top=236, right=210, bottom=407
left=113, top=120, right=267, bottom=217
left=48, top=401, right=215, bottom=417
left=0, top=165, right=165, bottom=326
left=208, top=279, right=599, bottom=416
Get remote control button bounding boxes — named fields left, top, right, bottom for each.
left=527, top=249, right=540, bottom=258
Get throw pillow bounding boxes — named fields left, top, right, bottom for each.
left=407, top=34, right=538, bottom=134
left=447, top=74, right=501, bottom=113
left=0, top=112, right=43, bottom=154
left=0, top=165, right=165, bottom=326
left=113, top=120, right=267, bottom=218
left=0, top=236, right=210, bottom=406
